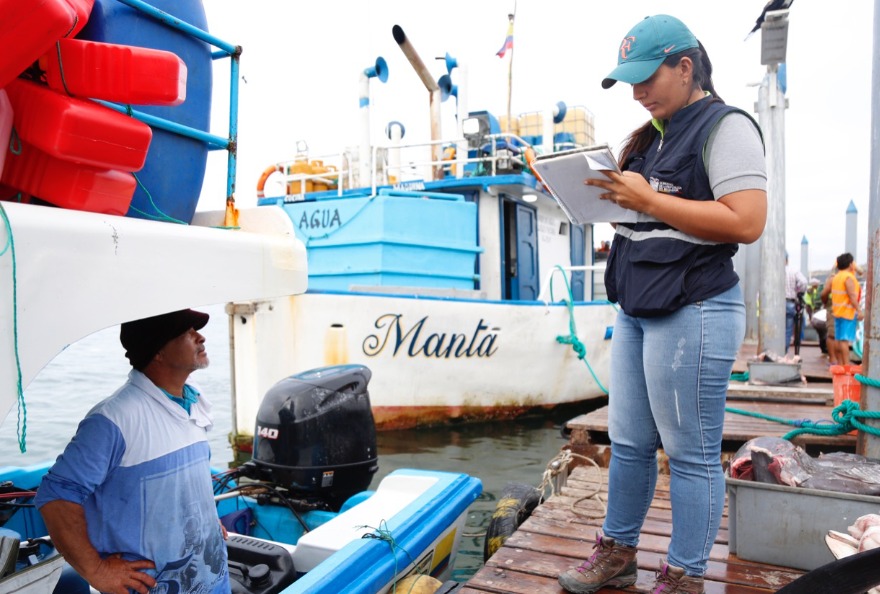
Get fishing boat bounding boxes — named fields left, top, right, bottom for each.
left=0, top=1, right=480, bottom=592
left=227, top=25, right=617, bottom=446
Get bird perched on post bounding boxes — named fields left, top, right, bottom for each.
left=746, top=0, right=795, bottom=40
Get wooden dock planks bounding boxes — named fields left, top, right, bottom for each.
left=460, top=341, right=856, bottom=593
left=567, top=400, right=856, bottom=454
left=463, top=467, right=806, bottom=593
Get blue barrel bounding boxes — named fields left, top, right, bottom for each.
left=78, top=0, right=212, bottom=224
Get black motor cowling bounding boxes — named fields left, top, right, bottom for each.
left=250, top=365, right=378, bottom=508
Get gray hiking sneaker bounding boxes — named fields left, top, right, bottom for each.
left=558, top=533, right=638, bottom=594
left=652, top=561, right=705, bottom=594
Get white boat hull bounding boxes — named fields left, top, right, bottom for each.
left=230, top=290, right=615, bottom=433
left=0, top=203, right=307, bottom=425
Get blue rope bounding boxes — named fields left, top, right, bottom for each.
left=549, top=265, right=610, bottom=394
left=0, top=203, right=26, bottom=452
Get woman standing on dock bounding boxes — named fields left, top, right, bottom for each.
left=558, top=14, right=767, bottom=594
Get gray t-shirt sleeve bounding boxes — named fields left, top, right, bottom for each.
left=704, top=112, right=767, bottom=199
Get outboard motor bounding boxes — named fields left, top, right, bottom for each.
left=246, top=364, right=378, bottom=511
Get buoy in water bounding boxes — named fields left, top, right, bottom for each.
left=393, top=574, right=442, bottom=593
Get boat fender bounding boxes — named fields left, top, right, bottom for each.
left=393, top=574, right=443, bottom=593
left=483, top=481, right=542, bottom=562
left=256, top=164, right=284, bottom=198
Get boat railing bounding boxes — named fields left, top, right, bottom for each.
left=262, top=131, right=563, bottom=201
left=97, top=0, right=241, bottom=207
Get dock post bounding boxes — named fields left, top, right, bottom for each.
left=860, top=0, right=880, bottom=458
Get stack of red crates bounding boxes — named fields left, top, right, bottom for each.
left=0, top=0, right=187, bottom=215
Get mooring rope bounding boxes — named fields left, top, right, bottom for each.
left=0, top=203, right=26, bottom=453
left=725, top=398, right=880, bottom=440
left=540, top=448, right=607, bottom=520
left=549, top=265, right=613, bottom=395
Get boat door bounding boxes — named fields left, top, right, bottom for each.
left=501, top=197, right=539, bottom=300
left=569, top=224, right=586, bottom=301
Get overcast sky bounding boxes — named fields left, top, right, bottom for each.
left=200, top=1, right=876, bottom=274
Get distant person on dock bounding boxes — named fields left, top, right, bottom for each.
left=804, top=278, right=825, bottom=353
left=804, top=278, right=821, bottom=321
left=784, top=254, right=807, bottom=354
left=820, top=265, right=838, bottom=361
left=557, top=14, right=767, bottom=594
left=35, top=309, right=229, bottom=594
left=829, top=252, right=863, bottom=365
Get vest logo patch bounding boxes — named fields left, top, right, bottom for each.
left=650, top=176, right=681, bottom=195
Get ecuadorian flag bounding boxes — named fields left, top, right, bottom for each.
left=496, top=18, right=514, bottom=58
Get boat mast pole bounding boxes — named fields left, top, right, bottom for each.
left=861, top=0, right=880, bottom=458
left=505, top=10, right=515, bottom=133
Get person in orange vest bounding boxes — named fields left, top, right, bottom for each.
left=830, top=252, right=863, bottom=365
left=819, top=264, right=838, bottom=362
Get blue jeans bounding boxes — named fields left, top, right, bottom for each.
left=602, top=284, right=745, bottom=575
left=785, top=300, right=796, bottom=352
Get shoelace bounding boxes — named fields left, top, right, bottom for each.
left=652, top=569, right=677, bottom=593
left=577, top=541, right=610, bottom=574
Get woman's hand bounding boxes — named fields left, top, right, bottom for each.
left=587, top=170, right=656, bottom=213
left=586, top=170, right=767, bottom=244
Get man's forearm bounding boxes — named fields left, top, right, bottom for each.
left=39, top=500, right=103, bottom=578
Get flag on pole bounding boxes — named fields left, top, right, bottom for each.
left=496, top=15, right=514, bottom=58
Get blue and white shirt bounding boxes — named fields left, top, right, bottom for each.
left=35, top=370, right=229, bottom=594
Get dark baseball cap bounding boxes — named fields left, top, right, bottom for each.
left=120, top=309, right=209, bottom=370
left=602, top=15, right=699, bottom=89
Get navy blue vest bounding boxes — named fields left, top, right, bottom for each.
left=604, top=98, right=760, bottom=317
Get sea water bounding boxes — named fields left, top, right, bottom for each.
left=0, top=303, right=589, bottom=580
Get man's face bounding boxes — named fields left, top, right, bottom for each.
left=158, top=328, right=209, bottom=372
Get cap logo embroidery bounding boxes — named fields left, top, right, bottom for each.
left=619, top=36, right=636, bottom=60
left=663, top=44, right=676, bottom=53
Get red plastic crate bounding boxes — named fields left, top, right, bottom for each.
left=1, top=141, right=135, bottom=215
left=41, top=38, right=187, bottom=106
left=0, top=90, right=11, bottom=179
left=6, top=78, right=152, bottom=172
left=0, top=0, right=95, bottom=88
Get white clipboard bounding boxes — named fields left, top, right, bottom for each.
left=531, top=144, right=637, bottom=224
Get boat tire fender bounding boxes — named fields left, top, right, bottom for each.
left=483, top=481, right=541, bottom=562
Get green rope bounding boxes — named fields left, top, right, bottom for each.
left=730, top=371, right=749, bottom=382
left=725, top=400, right=880, bottom=440
left=856, top=373, right=880, bottom=388
left=0, top=203, right=26, bottom=453
left=127, top=172, right=188, bottom=225
left=359, top=520, right=422, bottom=593
left=115, top=104, right=192, bottom=225
left=549, top=265, right=610, bottom=395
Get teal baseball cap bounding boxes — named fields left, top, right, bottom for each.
left=602, top=15, right=699, bottom=89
